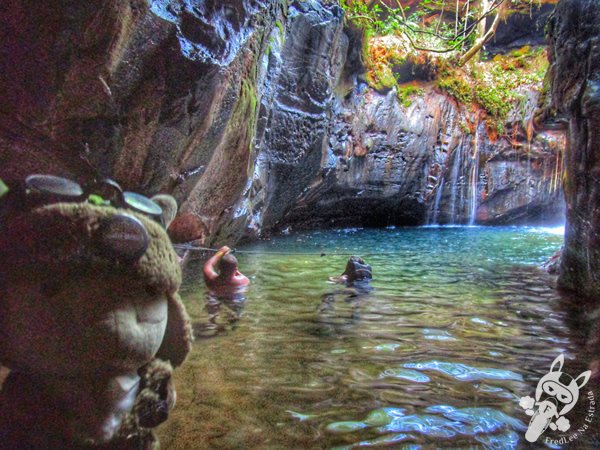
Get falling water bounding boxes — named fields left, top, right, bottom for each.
left=468, top=125, right=480, bottom=226
left=430, top=177, right=445, bottom=225
left=550, top=148, right=561, bottom=194
left=448, top=146, right=462, bottom=224
left=434, top=131, right=479, bottom=226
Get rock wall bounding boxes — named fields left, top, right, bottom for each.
left=547, top=0, right=600, bottom=298
left=0, top=0, right=347, bottom=245
left=0, top=0, right=283, bottom=241
left=200, top=1, right=348, bottom=241
left=281, top=83, right=564, bottom=230
left=0, top=0, right=564, bottom=245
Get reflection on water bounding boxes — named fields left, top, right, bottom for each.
left=194, top=286, right=248, bottom=338
left=157, top=226, right=594, bottom=449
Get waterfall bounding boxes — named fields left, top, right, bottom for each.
left=465, top=118, right=479, bottom=225
left=468, top=156, right=478, bottom=225
left=550, top=147, right=561, bottom=194
left=430, top=177, right=444, bottom=225
left=448, top=146, right=462, bottom=224
left=468, top=125, right=479, bottom=226
left=437, top=129, right=480, bottom=226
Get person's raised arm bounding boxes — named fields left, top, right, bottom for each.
left=203, top=246, right=231, bottom=282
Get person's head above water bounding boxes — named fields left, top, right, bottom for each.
left=342, top=256, right=373, bottom=282
left=218, top=254, right=239, bottom=278
left=203, top=246, right=250, bottom=288
left=329, top=256, right=372, bottom=285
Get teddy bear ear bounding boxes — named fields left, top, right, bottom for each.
left=550, top=354, right=564, bottom=373
left=575, top=370, right=592, bottom=389
left=151, top=195, right=178, bottom=229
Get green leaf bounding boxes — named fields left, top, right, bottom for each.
left=88, top=194, right=110, bottom=206
left=0, top=178, right=8, bottom=199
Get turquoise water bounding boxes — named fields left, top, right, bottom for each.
left=159, top=226, right=573, bottom=449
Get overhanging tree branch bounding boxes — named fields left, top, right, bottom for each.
left=377, top=0, right=506, bottom=55
left=343, top=0, right=510, bottom=64
left=457, top=0, right=506, bottom=66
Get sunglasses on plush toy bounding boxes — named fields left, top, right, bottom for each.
left=1, top=174, right=170, bottom=262
left=24, top=174, right=164, bottom=224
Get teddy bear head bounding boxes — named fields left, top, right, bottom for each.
left=0, top=175, right=192, bottom=378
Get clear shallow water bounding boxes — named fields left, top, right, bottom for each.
left=159, top=226, right=575, bottom=449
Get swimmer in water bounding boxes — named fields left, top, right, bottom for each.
left=320, top=256, right=373, bottom=325
left=329, top=256, right=372, bottom=285
left=203, top=246, right=250, bottom=289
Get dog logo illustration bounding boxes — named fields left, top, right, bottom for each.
left=520, top=354, right=591, bottom=442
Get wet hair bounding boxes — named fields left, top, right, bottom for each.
left=218, top=254, right=238, bottom=277
left=343, top=256, right=372, bottom=282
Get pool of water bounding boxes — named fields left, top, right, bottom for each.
left=158, top=226, right=581, bottom=449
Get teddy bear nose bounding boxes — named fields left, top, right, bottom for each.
left=95, top=214, right=149, bottom=262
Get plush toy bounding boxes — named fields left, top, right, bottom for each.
left=0, top=176, right=192, bottom=448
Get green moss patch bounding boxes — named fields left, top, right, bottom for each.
left=436, top=46, right=549, bottom=132
left=396, top=84, right=425, bottom=107
left=437, top=75, right=473, bottom=105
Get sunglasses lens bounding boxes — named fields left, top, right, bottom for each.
left=123, top=191, right=163, bottom=222
left=25, top=174, right=83, bottom=199
left=95, top=214, right=149, bottom=262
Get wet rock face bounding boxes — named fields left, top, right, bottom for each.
left=217, top=0, right=347, bottom=238
left=283, top=87, right=433, bottom=228
left=280, top=84, right=564, bottom=230
left=148, top=0, right=272, bottom=67
left=0, top=0, right=564, bottom=244
left=548, top=0, right=600, bottom=298
left=0, top=0, right=280, bottom=244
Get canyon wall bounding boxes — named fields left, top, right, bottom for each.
left=0, top=0, right=563, bottom=246
left=0, top=0, right=285, bottom=244
left=547, top=0, right=600, bottom=299
left=282, top=83, right=564, bottom=230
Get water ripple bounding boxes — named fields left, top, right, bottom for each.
left=403, top=361, right=524, bottom=382
left=161, top=226, right=573, bottom=449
